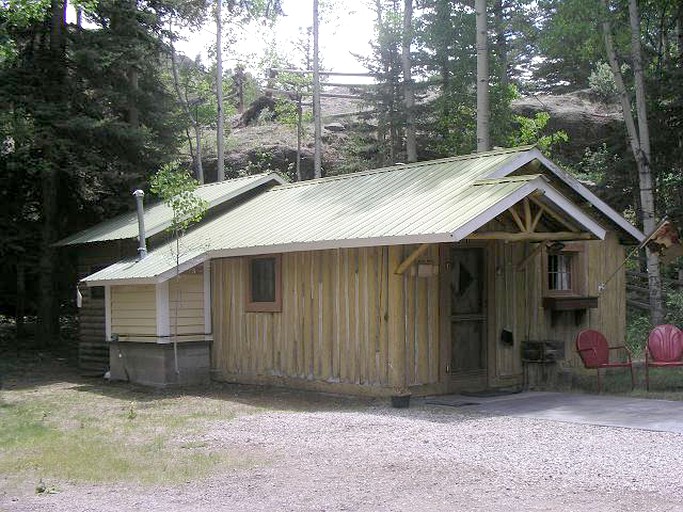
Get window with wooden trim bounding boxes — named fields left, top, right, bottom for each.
left=246, top=255, right=282, bottom=312
left=543, top=242, right=586, bottom=296
left=548, top=253, right=573, bottom=291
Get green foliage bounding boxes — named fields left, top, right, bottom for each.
left=532, top=0, right=610, bottom=91
left=243, top=149, right=274, bottom=175
left=588, top=62, right=619, bottom=101
left=665, top=289, right=683, bottom=326
left=0, top=0, right=50, bottom=63
left=625, top=311, right=652, bottom=356
left=508, top=112, right=568, bottom=156
left=575, top=143, right=615, bottom=184
left=150, top=162, right=208, bottom=234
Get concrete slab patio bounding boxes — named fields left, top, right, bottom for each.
left=423, top=391, right=683, bottom=434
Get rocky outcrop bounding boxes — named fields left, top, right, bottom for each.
left=215, top=89, right=627, bottom=179
left=511, top=90, right=625, bottom=160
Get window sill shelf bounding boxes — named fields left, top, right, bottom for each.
left=542, top=296, right=599, bottom=326
left=542, top=296, right=599, bottom=311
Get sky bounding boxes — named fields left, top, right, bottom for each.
left=175, top=0, right=376, bottom=79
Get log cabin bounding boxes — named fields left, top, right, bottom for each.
left=60, top=146, right=645, bottom=394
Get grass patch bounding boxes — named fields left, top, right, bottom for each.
left=567, top=363, right=683, bottom=399
left=0, top=379, right=264, bottom=490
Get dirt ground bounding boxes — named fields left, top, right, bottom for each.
left=2, top=354, right=683, bottom=512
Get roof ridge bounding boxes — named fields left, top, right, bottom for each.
left=271, top=146, right=536, bottom=191
left=196, top=171, right=276, bottom=190
left=473, top=174, right=545, bottom=186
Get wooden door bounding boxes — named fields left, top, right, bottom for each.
left=449, top=247, right=487, bottom=376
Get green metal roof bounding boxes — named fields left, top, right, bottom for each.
left=56, top=172, right=285, bottom=246
left=84, top=146, right=621, bottom=285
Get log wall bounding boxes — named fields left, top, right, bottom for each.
left=211, top=245, right=441, bottom=395
left=487, top=233, right=626, bottom=387
left=77, top=242, right=135, bottom=346
left=76, top=241, right=135, bottom=375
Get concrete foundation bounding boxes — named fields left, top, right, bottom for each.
left=109, top=340, right=211, bottom=387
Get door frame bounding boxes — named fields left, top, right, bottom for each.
left=440, top=242, right=491, bottom=392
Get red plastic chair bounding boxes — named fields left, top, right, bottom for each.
left=645, top=324, right=683, bottom=391
left=575, top=329, right=635, bottom=393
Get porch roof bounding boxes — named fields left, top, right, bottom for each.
left=82, top=146, right=629, bottom=286
left=56, top=172, right=286, bottom=246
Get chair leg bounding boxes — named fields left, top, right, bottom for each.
left=645, top=362, right=650, bottom=391
left=596, top=368, right=601, bottom=393
left=629, top=365, right=635, bottom=391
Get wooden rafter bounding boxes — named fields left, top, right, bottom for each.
left=530, top=206, right=544, bottom=232
left=476, top=192, right=589, bottom=242
left=508, top=205, right=526, bottom=232
left=529, top=196, right=578, bottom=232
left=395, top=243, right=431, bottom=275
left=523, top=198, right=532, bottom=232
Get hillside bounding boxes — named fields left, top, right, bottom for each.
left=207, top=88, right=625, bottom=180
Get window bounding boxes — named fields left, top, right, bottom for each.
left=548, top=253, right=573, bottom=291
left=246, top=255, right=281, bottom=312
left=543, top=242, right=585, bottom=296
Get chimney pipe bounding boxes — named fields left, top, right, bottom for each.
left=133, top=189, right=147, bottom=260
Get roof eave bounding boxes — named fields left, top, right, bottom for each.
left=487, top=148, right=645, bottom=243
left=56, top=172, right=285, bottom=247
left=451, top=178, right=607, bottom=242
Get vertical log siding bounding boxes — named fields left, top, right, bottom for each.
left=211, top=245, right=441, bottom=394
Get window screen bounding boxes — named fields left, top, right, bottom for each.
left=547, top=253, right=572, bottom=291
left=250, top=257, right=277, bottom=303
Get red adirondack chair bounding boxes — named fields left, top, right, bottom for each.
left=645, top=324, right=683, bottom=391
left=576, top=329, right=635, bottom=393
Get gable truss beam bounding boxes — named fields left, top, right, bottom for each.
left=499, top=196, right=582, bottom=242
left=468, top=232, right=594, bottom=242
left=529, top=196, right=578, bottom=232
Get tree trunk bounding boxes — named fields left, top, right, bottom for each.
left=216, top=0, right=225, bottom=182
left=37, top=0, right=67, bottom=347
left=493, top=0, right=508, bottom=89
left=601, top=0, right=663, bottom=324
left=234, top=66, right=245, bottom=114
left=169, top=23, right=204, bottom=184
left=16, top=261, right=26, bottom=341
left=127, top=69, right=139, bottom=128
left=677, top=6, right=683, bottom=66
left=475, top=0, right=490, bottom=152
left=402, top=0, right=417, bottom=162
left=312, top=0, right=322, bottom=178
left=628, top=0, right=663, bottom=325
left=296, top=93, right=302, bottom=181
left=375, top=0, right=389, bottom=166
left=38, top=166, right=59, bottom=347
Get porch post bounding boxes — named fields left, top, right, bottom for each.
left=203, top=262, right=212, bottom=336
left=104, top=285, right=112, bottom=341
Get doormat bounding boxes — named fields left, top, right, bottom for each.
left=424, top=397, right=480, bottom=407
left=460, top=388, right=523, bottom=398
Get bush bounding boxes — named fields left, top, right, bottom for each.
left=625, top=311, right=652, bottom=357
left=588, top=62, right=619, bottom=101
left=666, top=289, right=683, bottom=326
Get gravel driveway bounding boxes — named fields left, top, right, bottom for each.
left=4, top=402, right=683, bottom=512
